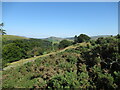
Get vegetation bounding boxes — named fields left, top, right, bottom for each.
left=0, top=29, right=6, bottom=35
left=2, top=35, right=28, bottom=41
left=2, top=34, right=120, bottom=89
left=74, top=34, right=91, bottom=44
left=2, top=38, right=53, bottom=67
left=44, top=36, right=64, bottom=43
left=0, top=23, right=6, bottom=35
left=59, top=39, right=73, bottom=49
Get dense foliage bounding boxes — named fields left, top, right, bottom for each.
left=2, top=35, right=120, bottom=89
left=74, top=34, right=91, bottom=43
left=59, top=39, right=73, bottom=49
left=0, top=29, right=6, bottom=35
left=2, top=38, right=53, bottom=67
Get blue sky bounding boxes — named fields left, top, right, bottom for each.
left=3, top=2, right=118, bottom=38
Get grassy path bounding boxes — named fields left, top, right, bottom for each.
left=3, top=43, right=88, bottom=71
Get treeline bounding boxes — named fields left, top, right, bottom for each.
left=2, top=34, right=120, bottom=89
left=2, top=38, right=52, bottom=67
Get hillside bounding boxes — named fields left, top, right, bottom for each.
left=44, top=35, right=112, bottom=43
left=2, top=36, right=120, bottom=89
left=2, top=35, right=29, bottom=41
left=65, top=35, right=112, bottom=40
left=44, top=36, right=64, bottom=43
left=3, top=42, right=87, bottom=71
left=1, top=35, right=111, bottom=42
left=44, top=36, right=74, bottom=43
left=2, top=36, right=53, bottom=67
left=90, top=35, right=111, bottom=40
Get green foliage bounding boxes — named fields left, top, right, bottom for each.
left=59, top=39, right=72, bottom=49
left=47, top=71, right=80, bottom=88
left=78, top=72, right=90, bottom=88
left=2, top=38, right=52, bottom=67
left=114, top=71, right=120, bottom=87
left=2, top=35, right=119, bottom=89
left=27, top=47, right=44, bottom=57
left=74, top=34, right=90, bottom=43
left=66, top=55, right=78, bottom=64
left=0, top=29, right=6, bottom=35
left=96, top=73, right=115, bottom=89
left=2, top=43, right=24, bottom=66
left=2, top=35, right=28, bottom=41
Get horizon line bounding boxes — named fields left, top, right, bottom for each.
left=3, top=34, right=116, bottom=39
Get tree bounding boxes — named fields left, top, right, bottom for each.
left=59, top=40, right=72, bottom=49
left=0, top=29, right=6, bottom=35
left=74, top=35, right=78, bottom=44
left=77, top=34, right=90, bottom=43
left=0, top=23, right=6, bottom=35
left=2, top=43, right=24, bottom=67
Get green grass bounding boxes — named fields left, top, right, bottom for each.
left=2, top=35, right=29, bottom=41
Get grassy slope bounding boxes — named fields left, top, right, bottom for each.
left=2, top=42, right=89, bottom=88
left=44, top=36, right=74, bottom=43
left=3, top=42, right=88, bottom=71
left=2, top=36, right=119, bottom=88
left=2, top=35, right=29, bottom=41
left=44, top=37, right=63, bottom=43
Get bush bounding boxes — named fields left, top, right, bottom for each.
left=114, top=71, right=120, bottom=87
left=2, top=43, right=24, bottom=64
left=96, top=73, right=115, bottom=89
left=47, top=71, right=80, bottom=88
left=76, top=34, right=90, bottom=43
left=2, top=38, right=52, bottom=67
left=59, top=40, right=72, bottom=49
left=66, top=55, right=78, bottom=64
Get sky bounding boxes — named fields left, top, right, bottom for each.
left=2, top=2, right=118, bottom=38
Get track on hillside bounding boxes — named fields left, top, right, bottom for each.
left=3, top=43, right=88, bottom=71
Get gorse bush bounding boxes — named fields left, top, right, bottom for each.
left=47, top=71, right=80, bottom=88
left=66, top=55, right=78, bottom=64
left=96, top=73, right=115, bottom=89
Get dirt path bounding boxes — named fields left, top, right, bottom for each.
left=3, top=43, right=87, bottom=71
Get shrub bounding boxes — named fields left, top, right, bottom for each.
left=59, top=40, right=72, bottom=49
left=96, top=73, right=115, bottom=89
left=66, top=55, right=78, bottom=64
left=47, top=71, right=80, bottom=88
left=77, top=34, right=90, bottom=43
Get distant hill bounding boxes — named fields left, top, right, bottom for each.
left=44, top=36, right=64, bottom=43
left=43, top=35, right=112, bottom=43
left=44, top=36, right=74, bottom=43
left=2, top=35, right=29, bottom=41
left=65, top=37, right=74, bottom=40
left=90, top=35, right=112, bottom=40
left=2, top=35, right=112, bottom=42
left=65, top=35, right=112, bottom=40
